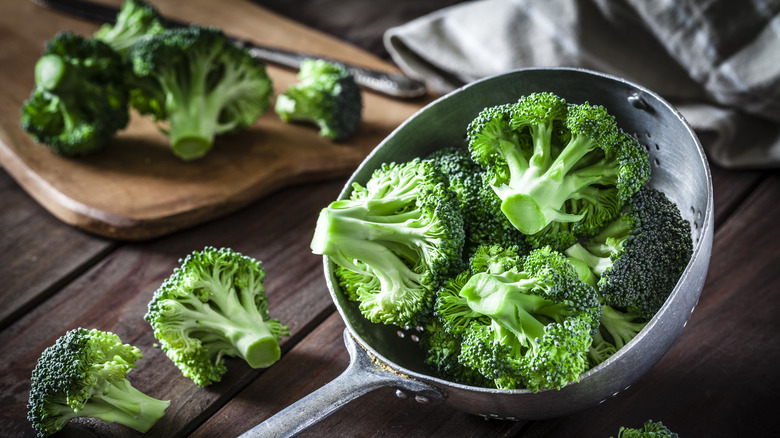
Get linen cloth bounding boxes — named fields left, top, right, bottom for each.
left=384, top=0, right=780, bottom=168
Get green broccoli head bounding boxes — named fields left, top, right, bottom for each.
left=426, top=146, right=529, bottom=259
left=144, top=246, right=289, bottom=386
left=20, top=32, right=130, bottom=156
left=311, top=158, right=466, bottom=327
left=434, top=245, right=600, bottom=391
left=419, top=317, right=494, bottom=388
left=27, top=328, right=169, bottom=437
left=467, top=92, right=650, bottom=246
left=275, top=58, right=363, bottom=141
left=565, top=185, right=693, bottom=320
left=94, top=0, right=168, bottom=56
left=616, top=419, right=679, bottom=438
left=127, top=26, right=273, bottom=160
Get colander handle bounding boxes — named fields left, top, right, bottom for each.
left=238, top=329, right=443, bottom=438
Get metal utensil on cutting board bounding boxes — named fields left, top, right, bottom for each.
left=28, top=0, right=428, bottom=99
left=238, top=67, right=714, bottom=437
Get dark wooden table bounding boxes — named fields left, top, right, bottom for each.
left=2, top=2, right=779, bottom=437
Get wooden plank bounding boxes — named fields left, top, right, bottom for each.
left=520, top=174, right=780, bottom=437
left=193, top=312, right=529, bottom=438
left=0, top=0, right=431, bottom=240
left=0, top=170, right=115, bottom=330
left=0, top=180, right=344, bottom=438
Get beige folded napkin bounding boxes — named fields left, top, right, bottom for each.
left=384, top=0, right=780, bottom=168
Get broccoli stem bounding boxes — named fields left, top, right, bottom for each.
left=459, top=273, right=549, bottom=342
left=188, top=291, right=282, bottom=369
left=497, top=133, right=612, bottom=235
left=166, top=97, right=217, bottom=160
left=78, top=379, right=169, bottom=433
left=565, top=243, right=612, bottom=277
left=600, top=305, right=647, bottom=349
left=35, top=55, right=68, bottom=91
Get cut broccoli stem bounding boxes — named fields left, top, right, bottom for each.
left=75, top=379, right=170, bottom=433
left=168, top=291, right=282, bottom=369
left=34, top=55, right=68, bottom=91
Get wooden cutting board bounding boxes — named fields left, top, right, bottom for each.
left=0, top=0, right=431, bottom=240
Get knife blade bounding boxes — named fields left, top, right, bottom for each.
left=29, top=0, right=428, bottom=99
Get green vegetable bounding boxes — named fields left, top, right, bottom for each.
left=275, top=58, right=362, bottom=141
left=127, top=25, right=273, bottom=160
left=94, top=0, right=168, bottom=57
left=467, top=92, right=650, bottom=249
left=615, top=419, right=679, bottom=438
left=20, top=32, right=130, bottom=156
left=311, top=92, right=692, bottom=391
left=145, top=246, right=289, bottom=386
left=311, top=158, right=466, bottom=327
left=434, top=245, right=601, bottom=391
left=27, top=328, right=169, bottom=437
left=426, top=146, right=529, bottom=259
left=419, top=316, right=493, bottom=388
left=565, top=186, right=693, bottom=320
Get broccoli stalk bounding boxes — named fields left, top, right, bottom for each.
left=311, top=158, right=465, bottom=327
left=20, top=32, right=130, bottom=156
left=600, top=304, right=647, bottom=350
left=127, top=26, right=273, bottom=160
left=94, top=0, right=168, bottom=56
left=27, top=328, right=169, bottom=437
left=145, top=247, right=288, bottom=386
left=275, top=58, right=363, bottom=141
left=467, top=92, right=650, bottom=247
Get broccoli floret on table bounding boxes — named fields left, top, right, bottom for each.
left=145, top=246, right=289, bottom=386
left=275, top=58, right=363, bottom=141
left=432, top=244, right=601, bottom=391
left=311, top=158, right=465, bottom=327
left=615, top=419, right=679, bottom=438
left=27, top=328, right=169, bottom=437
left=94, top=0, right=168, bottom=57
left=467, top=92, right=650, bottom=250
left=127, top=25, right=273, bottom=160
left=20, top=32, right=130, bottom=156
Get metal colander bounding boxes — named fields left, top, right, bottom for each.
left=240, top=67, right=714, bottom=437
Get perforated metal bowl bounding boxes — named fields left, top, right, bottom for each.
left=240, top=67, right=714, bottom=437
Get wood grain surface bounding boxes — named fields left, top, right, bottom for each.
left=2, top=1, right=779, bottom=437
left=0, top=0, right=431, bottom=240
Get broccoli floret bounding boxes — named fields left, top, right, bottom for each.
left=311, top=158, right=466, bottom=327
left=434, top=245, right=600, bottom=391
left=467, top=92, right=650, bottom=248
left=27, top=328, right=169, bottom=437
left=145, top=246, right=289, bottom=386
left=426, top=146, right=528, bottom=259
left=565, top=186, right=693, bottom=320
left=419, top=317, right=493, bottom=388
left=616, top=420, right=679, bottom=438
left=275, top=58, right=362, bottom=141
left=20, top=32, right=130, bottom=156
left=127, top=25, right=273, bottom=160
left=94, top=0, right=168, bottom=57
